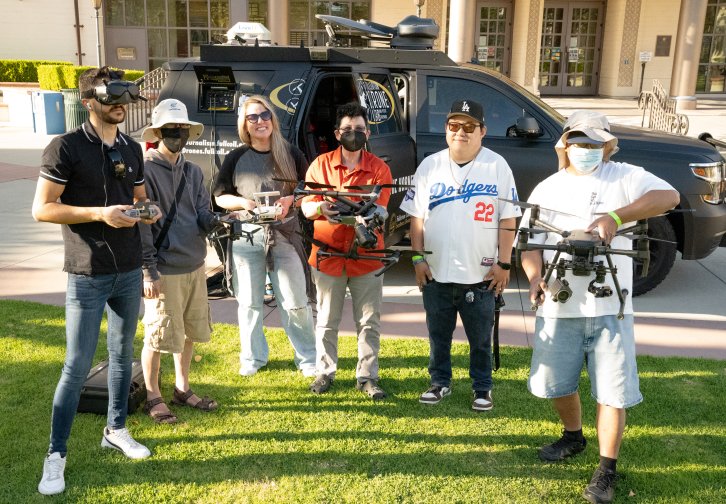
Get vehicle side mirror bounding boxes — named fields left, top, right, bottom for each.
left=514, top=117, right=543, bottom=138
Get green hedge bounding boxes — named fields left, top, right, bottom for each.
left=37, top=65, right=145, bottom=91
left=0, top=60, right=73, bottom=83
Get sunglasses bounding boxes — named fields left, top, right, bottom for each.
left=83, top=80, right=143, bottom=105
left=245, top=110, right=273, bottom=123
left=107, top=147, right=127, bottom=180
left=447, top=122, right=480, bottom=133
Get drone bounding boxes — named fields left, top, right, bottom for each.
left=503, top=199, right=675, bottom=319
left=273, top=179, right=429, bottom=275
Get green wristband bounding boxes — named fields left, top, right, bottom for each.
left=608, top=211, right=622, bottom=226
left=412, top=255, right=426, bottom=266
left=316, top=203, right=323, bottom=216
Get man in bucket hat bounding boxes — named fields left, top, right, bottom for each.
left=519, top=110, right=679, bottom=503
left=400, top=99, right=520, bottom=411
left=139, top=99, right=220, bottom=423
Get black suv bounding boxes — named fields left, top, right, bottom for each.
left=157, top=17, right=726, bottom=295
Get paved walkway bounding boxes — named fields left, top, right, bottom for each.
left=1, top=97, right=725, bottom=360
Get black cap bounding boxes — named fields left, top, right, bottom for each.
left=447, top=99, right=485, bottom=125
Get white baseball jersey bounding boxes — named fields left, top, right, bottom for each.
left=521, top=160, right=675, bottom=318
left=400, top=147, right=521, bottom=284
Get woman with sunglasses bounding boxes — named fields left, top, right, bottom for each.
left=213, top=95, right=316, bottom=378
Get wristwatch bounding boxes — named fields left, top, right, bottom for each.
left=497, top=260, right=511, bottom=270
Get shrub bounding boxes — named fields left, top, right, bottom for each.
left=0, top=60, right=72, bottom=83
left=36, top=64, right=145, bottom=90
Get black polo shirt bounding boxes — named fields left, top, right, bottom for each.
left=39, top=122, right=145, bottom=275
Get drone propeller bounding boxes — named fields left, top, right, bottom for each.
left=498, top=198, right=581, bottom=219
left=344, top=184, right=414, bottom=191
left=502, top=226, right=549, bottom=234
left=365, top=248, right=432, bottom=255
left=615, top=234, right=677, bottom=244
left=272, top=177, right=336, bottom=190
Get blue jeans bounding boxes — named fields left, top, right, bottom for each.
left=422, top=280, right=495, bottom=391
left=49, top=269, right=142, bottom=455
left=231, top=231, right=316, bottom=373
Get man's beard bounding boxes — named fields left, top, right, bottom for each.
left=100, top=106, right=126, bottom=124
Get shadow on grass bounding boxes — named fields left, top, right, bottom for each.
left=2, top=300, right=726, bottom=503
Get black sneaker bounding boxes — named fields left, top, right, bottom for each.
left=356, top=380, right=387, bottom=400
left=583, top=467, right=618, bottom=504
left=419, top=386, right=451, bottom=405
left=538, top=431, right=587, bottom=461
left=472, top=390, right=493, bottom=411
left=309, top=374, right=333, bottom=394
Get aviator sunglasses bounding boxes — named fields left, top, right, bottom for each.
left=447, top=121, right=480, bottom=134
left=245, top=110, right=273, bottom=123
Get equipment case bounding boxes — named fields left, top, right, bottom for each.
left=77, top=359, right=148, bottom=414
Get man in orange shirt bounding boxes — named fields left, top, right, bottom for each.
left=301, top=102, right=393, bottom=400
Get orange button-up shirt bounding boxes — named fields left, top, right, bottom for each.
left=304, top=147, right=393, bottom=277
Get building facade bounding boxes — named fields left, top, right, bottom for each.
left=1, top=0, right=724, bottom=106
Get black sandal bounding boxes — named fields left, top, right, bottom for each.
left=171, top=387, right=218, bottom=411
left=143, top=397, right=178, bottom=424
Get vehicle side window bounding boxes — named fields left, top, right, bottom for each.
left=419, top=76, right=524, bottom=138
left=356, top=73, right=402, bottom=136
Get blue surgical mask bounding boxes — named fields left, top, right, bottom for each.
left=567, top=145, right=603, bottom=174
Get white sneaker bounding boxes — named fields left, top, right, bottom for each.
left=101, top=427, right=151, bottom=459
left=38, top=452, right=66, bottom=495
left=239, top=367, right=258, bottom=377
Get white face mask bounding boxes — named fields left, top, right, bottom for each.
left=567, top=145, right=603, bottom=174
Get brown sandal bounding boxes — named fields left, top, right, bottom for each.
left=171, top=387, right=218, bottom=412
left=143, top=397, right=178, bottom=424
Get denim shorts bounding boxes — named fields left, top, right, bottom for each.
left=527, top=315, right=643, bottom=408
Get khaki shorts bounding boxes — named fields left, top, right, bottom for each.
left=143, top=267, right=212, bottom=354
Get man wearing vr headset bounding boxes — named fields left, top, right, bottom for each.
left=32, top=66, right=161, bottom=496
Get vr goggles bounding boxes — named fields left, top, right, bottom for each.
left=82, top=79, right=146, bottom=105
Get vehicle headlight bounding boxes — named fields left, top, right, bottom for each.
left=690, top=161, right=726, bottom=204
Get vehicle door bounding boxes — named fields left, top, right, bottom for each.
left=413, top=69, right=562, bottom=202
left=295, top=68, right=416, bottom=245
left=354, top=68, right=417, bottom=244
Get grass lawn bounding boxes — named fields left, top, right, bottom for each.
left=1, top=299, right=725, bottom=503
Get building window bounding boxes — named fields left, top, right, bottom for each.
left=250, top=1, right=371, bottom=47
left=103, top=0, right=230, bottom=71
left=698, top=0, right=726, bottom=93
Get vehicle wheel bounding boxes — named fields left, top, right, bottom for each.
left=632, top=216, right=677, bottom=296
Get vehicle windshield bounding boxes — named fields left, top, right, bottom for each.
left=461, top=64, right=566, bottom=125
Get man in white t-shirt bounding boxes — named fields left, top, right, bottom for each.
left=519, top=110, right=679, bottom=504
left=400, top=99, right=520, bottom=412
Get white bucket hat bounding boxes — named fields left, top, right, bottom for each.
left=141, top=98, right=204, bottom=142
left=555, top=110, right=619, bottom=168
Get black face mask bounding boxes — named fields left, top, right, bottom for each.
left=159, top=127, right=190, bottom=153
left=339, top=130, right=367, bottom=152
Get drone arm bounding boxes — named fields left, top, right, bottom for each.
left=604, top=252, right=628, bottom=320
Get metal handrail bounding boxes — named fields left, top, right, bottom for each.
left=637, top=80, right=689, bottom=136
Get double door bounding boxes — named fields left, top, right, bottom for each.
left=539, top=1, right=604, bottom=95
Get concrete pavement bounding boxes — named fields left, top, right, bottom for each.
left=1, top=97, right=725, bottom=360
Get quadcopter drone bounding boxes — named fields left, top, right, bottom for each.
left=273, top=179, right=428, bottom=276
left=504, top=199, right=674, bottom=319
left=207, top=191, right=290, bottom=246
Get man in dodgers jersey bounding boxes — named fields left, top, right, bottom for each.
left=400, top=99, right=520, bottom=411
